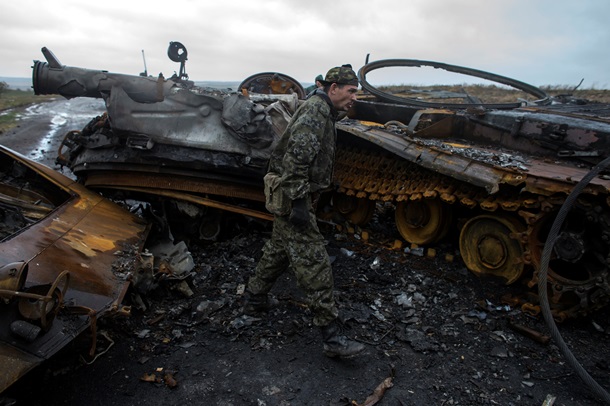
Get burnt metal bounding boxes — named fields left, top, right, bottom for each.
left=32, top=45, right=295, bottom=221
left=33, top=47, right=174, bottom=103
left=357, top=57, right=549, bottom=109
left=167, top=41, right=189, bottom=80
left=507, top=322, right=550, bottom=345
left=458, top=107, right=610, bottom=163
left=238, top=72, right=305, bottom=99
left=335, top=93, right=610, bottom=319
left=0, top=145, right=149, bottom=393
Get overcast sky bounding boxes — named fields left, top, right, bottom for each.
left=1, top=0, right=608, bottom=88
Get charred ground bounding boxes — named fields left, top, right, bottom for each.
left=3, top=207, right=610, bottom=406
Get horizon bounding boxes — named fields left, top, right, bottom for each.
left=3, top=75, right=607, bottom=93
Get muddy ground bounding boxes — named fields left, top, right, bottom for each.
left=1, top=99, right=610, bottom=405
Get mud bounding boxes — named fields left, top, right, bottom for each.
left=1, top=100, right=609, bottom=405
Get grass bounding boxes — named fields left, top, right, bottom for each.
left=0, top=111, right=19, bottom=133
left=0, top=89, right=56, bottom=133
left=376, top=84, right=610, bottom=104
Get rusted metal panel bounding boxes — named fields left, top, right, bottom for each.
left=0, top=145, right=150, bottom=393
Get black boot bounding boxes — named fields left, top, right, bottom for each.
left=243, top=291, right=278, bottom=315
left=320, top=320, right=365, bottom=358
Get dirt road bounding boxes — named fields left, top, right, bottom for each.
left=1, top=98, right=104, bottom=167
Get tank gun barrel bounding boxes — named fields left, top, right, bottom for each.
left=32, top=47, right=175, bottom=103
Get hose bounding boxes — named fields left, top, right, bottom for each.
left=538, top=154, right=610, bottom=404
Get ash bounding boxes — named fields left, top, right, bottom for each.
left=415, top=137, right=531, bottom=172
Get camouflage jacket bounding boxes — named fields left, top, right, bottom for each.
left=268, top=91, right=338, bottom=201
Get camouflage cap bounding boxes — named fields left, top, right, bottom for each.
left=323, top=64, right=358, bottom=86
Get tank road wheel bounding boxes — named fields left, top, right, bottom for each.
left=334, top=194, right=376, bottom=226
left=395, top=199, right=451, bottom=245
left=459, top=215, right=525, bottom=285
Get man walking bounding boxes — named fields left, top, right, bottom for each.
left=244, top=64, right=364, bottom=358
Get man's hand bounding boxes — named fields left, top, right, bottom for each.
left=289, top=198, right=309, bottom=228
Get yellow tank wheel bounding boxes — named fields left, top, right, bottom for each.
left=459, top=215, right=525, bottom=285
left=395, top=199, right=451, bottom=245
left=334, top=194, right=376, bottom=226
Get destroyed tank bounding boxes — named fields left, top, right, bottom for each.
left=336, top=58, right=610, bottom=321
left=32, top=42, right=304, bottom=230
left=32, top=45, right=610, bottom=320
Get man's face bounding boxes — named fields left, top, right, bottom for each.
left=328, top=83, right=358, bottom=112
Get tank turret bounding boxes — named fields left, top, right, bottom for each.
left=32, top=43, right=305, bottom=223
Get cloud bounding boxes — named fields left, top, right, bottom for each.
left=1, top=0, right=608, bottom=88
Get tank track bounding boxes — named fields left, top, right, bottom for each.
left=333, top=144, right=610, bottom=320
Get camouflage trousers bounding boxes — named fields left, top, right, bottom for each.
left=247, top=208, right=338, bottom=327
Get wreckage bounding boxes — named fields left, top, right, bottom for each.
left=33, top=43, right=303, bottom=227
left=29, top=44, right=610, bottom=326
left=343, top=58, right=610, bottom=322
left=0, top=145, right=149, bottom=393
left=0, top=44, right=306, bottom=395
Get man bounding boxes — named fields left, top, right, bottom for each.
left=304, top=74, right=324, bottom=94
left=244, top=64, right=364, bottom=358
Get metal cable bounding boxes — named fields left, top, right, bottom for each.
left=538, top=154, right=610, bottom=404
